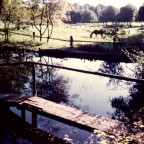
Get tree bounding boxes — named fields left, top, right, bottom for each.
left=1, top=0, right=24, bottom=41
left=0, top=50, right=32, bottom=95
left=99, top=6, right=119, bottom=23
left=116, top=4, right=137, bottom=23
left=94, top=4, right=106, bottom=20
left=69, top=11, right=82, bottom=23
left=25, top=0, right=72, bottom=42
left=13, top=1, right=26, bottom=30
left=136, top=5, right=144, bottom=22
left=0, top=0, right=3, bottom=16
left=81, top=9, right=98, bottom=23
left=36, top=64, right=70, bottom=103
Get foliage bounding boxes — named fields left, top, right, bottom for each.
left=1, top=0, right=25, bottom=27
left=24, top=0, right=72, bottom=42
left=94, top=129, right=143, bottom=144
left=1, top=0, right=26, bottom=41
left=94, top=4, right=106, bottom=19
left=93, top=61, right=144, bottom=143
left=81, top=9, right=98, bottom=23
left=0, top=0, right=3, bottom=16
left=68, top=11, right=82, bottom=23
left=99, top=6, right=119, bottom=23
left=0, top=50, right=32, bottom=94
left=68, top=3, right=106, bottom=23
left=116, top=4, right=137, bottom=23
left=36, top=60, right=70, bottom=103
left=136, top=5, right=144, bottom=22
left=105, top=24, right=127, bottom=43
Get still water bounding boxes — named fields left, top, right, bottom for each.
left=0, top=51, right=142, bottom=143
left=34, top=57, right=136, bottom=117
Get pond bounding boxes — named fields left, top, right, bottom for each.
left=0, top=50, right=143, bottom=143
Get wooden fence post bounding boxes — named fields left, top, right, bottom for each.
left=21, top=108, right=25, bottom=122
left=5, top=29, right=8, bottom=42
left=33, top=32, right=35, bottom=41
left=32, top=111, right=37, bottom=128
left=32, top=63, right=37, bottom=96
left=70, top=36, right=73, bottom=47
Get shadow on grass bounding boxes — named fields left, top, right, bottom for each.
left=0, top=40, right=42, bottom=50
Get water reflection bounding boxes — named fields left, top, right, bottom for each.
left=0, top=50, right=33, bottom=95
left=99, top=61, right=144, bottom=141
left=0, top=50, right=70, bottom=104
left=36, top=63, right=70, bottom=103
left=98, top=60, right=144, bottom=123
left=0, top=50, right=144, bottom=143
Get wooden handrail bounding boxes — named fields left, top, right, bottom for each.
left=0, top=61, right=143, bottom=83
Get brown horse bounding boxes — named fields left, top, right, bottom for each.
left=90, top=29, right=105, bottom=39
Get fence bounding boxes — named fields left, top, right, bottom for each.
left=0, top=29, right=112, bottom=48
left=0, top=61, right=144, bottom=97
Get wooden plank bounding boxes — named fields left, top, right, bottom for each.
left=0, top=106, right=67, bottom=144
left=0, top=94, right=31, bottom=105
left=0, top=94, right=127, bottom=137
left=20, top=96, right=127, bottom=137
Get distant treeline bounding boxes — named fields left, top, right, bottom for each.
left=65, top=3, right=144, bottom=24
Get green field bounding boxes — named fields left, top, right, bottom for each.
left=0, top=22, right=144, bottom=51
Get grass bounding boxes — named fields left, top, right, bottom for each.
left=0, top=21, right=144, bottom=52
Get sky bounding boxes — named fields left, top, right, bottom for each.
left=68, top=0, right=144, bottom=9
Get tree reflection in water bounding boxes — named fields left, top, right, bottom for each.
left=0, top=50, right=73, bottom=143
left=2, top=50, right=144, bottom=142
left=36, top=63, right=70, bottom=103
left=99, top=61, right=144, bottom=142
left=0, top=50, right=70, bottom=104
left=0, top=50, right=33, bottom=95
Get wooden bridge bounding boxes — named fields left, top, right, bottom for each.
left=0, top=94, right=127, bottom=138
left=1, top=61, right=143, bottom=142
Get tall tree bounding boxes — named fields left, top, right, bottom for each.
left=99, top=6, right=119, bottom=23
left=81, top=9, right=98, bottom=23
left=0, top=0, right=3, bottom=16
left=94, top=4, right=106, bottom=20
left=25, top=0, right=72, bottom=42
left=116, top=4, right=137, bottom=23
left=69, top=11, right=82, bottom=23
left=1, top=0, right=24, bottom=41
left=136, top=5, right=144, bottom=22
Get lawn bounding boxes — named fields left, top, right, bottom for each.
left=0, top=21, right=143, bottom=51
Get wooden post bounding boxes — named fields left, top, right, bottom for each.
left=32, top=63, right=37, bottom=96
left=21, top=109, right=25, bottom=122
left=140, top=53, right=144, bottom=79
left=32, top=111, right=37, bottom=128
left=33, top=32, right=35, bottom=41
left=5, top=29, right=8, bottom=42
left=70, top=36, right=73, bottom=47
left=142, top=63, right=144, bottom=79
left=113, top=37, right=116, bottom=50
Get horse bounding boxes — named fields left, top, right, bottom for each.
left=90, top=29, right=106, bottom=39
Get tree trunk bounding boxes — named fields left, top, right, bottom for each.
left=17, top=24, right=20, bottom=30
left=0, top=0, right=3, bottom=17
left=40, top=31, right=42, bottom=41
left=4, top=23, right=9, bottom=42
left=142, top=63, right=144, bottom=79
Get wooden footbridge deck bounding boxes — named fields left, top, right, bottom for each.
left=0, top=94, right=127, bottom=137
left=0, top=61, right=143, bottom=140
